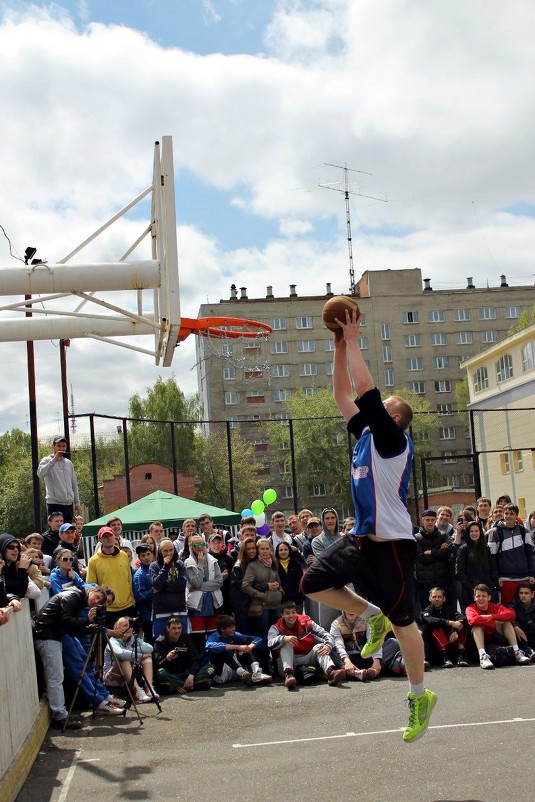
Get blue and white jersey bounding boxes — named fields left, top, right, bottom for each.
left=350, top=426, right=414, bottom=541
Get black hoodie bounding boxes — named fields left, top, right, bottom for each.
left=0, top=533, right=29, bottom=598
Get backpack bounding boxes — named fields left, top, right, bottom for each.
left=487, top=644, right=516, bottom=667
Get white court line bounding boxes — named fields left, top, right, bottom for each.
left=233, top=716, right=535, bottom=748
left=56, top=749, right=82, bottom=802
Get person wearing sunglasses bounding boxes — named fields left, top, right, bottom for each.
left=50, top=547, right=94, bottom=596
left=0, top=532, right=32, bottom=598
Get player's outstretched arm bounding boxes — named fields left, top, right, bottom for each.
left=337, top=310, right=375, bottom=400
left=332, top=332, right=358, bottom=422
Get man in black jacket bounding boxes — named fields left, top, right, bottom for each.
left=419, top=587, right=468, bottom=667
left=33, top=585, right=108, bottom=729
left=415, top=510, right=453, bottom=611
left=153, top=616, right=213, bottom=692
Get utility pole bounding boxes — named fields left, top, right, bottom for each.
left=320, top=163, right=387, bottom=294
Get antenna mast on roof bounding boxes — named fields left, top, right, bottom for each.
left=320, top=163, right=387, bottom=295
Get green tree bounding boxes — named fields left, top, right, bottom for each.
left=0, top=429, right=47, bottom=536
left=392, top=387, right=441, bottom=489
left=264, top=388, right=352, bottom=513
left=127, top=376, right=198, bottom=471
left=454, top=375, right=470, bottom=435
left=193, top=428, right=262, bottom=512
left=508, top=304, right=535, bottom=335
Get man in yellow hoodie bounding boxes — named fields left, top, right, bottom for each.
left=87, top=526, right=135, bottom=628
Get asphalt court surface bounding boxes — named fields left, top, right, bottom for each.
left=17, top=664, right=535, bottom=802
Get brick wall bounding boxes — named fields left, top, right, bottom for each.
left=102, top=463, right=196, bottom=513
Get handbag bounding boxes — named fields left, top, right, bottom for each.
left=248, top=599, right=264, bottom=618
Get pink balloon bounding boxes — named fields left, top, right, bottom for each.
left=256, top=523, right=271, bottom=536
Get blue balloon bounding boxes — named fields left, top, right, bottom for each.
left=241, top=508, right=253, bottom=518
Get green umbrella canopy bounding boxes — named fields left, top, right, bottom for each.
left=83, top=490, right=241, bottom=537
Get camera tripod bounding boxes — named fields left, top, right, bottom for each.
left=122, top=627, right=162, bottom=715
left=64, top=622, right=144, bottom=730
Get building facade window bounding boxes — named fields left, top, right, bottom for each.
left=273, top=389, right=291, bottom=402
left=383, top=345, right=393, bottom=363
left=440, top=427, right=456, bottom=440
left=272, top=365, right=290, bottom=378
left=359, top=314, right=367, bottom=327
left=428, top=310, right=445, bottom=323
left=432, top=356, right=449, bottom=369
left=358, top=336, right=369, bottom=349
left=297, top=340, right=316, bottom=352
left=324, top=339, right=335, bottom=352
left=522, top=340, right=535, bottom=372
left=442, top=451, right=457, bottom=463
left=380, top=323, right=391, bottom=340
left=430, top=333, right=447, bottom=346
left=271, top=341, right=289, bottom=354
left=473, top=366, right=488, bottom=392
left=402, top=310, right=419, bottom=324
left=281, top=486, right=294, bottom=499
left=437, top=403, right=454, bottom=415
left=228, top=417, right=239, bottom=429
left=513, top=451, right=523, bottom=472
left=246, top=391, right=264, bottom=402
left=384, top=369, right=395, bottom=387
left=224, top=391, right=238, bottom=405
left=479, top=307, right=496, bottom=320
left=326, top=362, right=333, bottom=376
left=223, top=367, right=236, bottom=380
left=496, top=354, right=513, bottom=383
left=272, top=318, right=287, bottom=330
left=296, top=316, right=313, bottom=329
left=407, top=357, right=423, bottom=371
left=303, top=387, right=317, bottom=397
left=435, top=380, right=452, bottom=393
left=504, top=307, right=521, bottom=319
left=404, top=334, right=421, bottom=347
left=482, top=330, right=498, bottom=344
left=312, top=484, right=327, bottom=497
left=454, top=309, right=471, bottom=322
left=500, top=453, right=510, bottom=475
left=222, top=343, right=233, bottom=357
left=456, top=332, right=473, bottom=345
left=299, top=363, right=317, bottom=376
left=408, top=381, right=426, bottom=394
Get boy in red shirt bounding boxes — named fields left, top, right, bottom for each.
left=466, top=583, right=530, bottom=669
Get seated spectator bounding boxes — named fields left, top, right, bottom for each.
left=103, top=616, right=157, bottom=703
left=61, top=633, right=125, bottom=716
left=0, top=533, right=30, bottom=598
left=207, top=532, right=235, bottom=613
left=341, top=516, right=356, bottom=535
left=310, top=509, right=343, bottom=630
left=50, top=547, right=93, bottom=596
left=242, top=538, right=283, bottom=653
left=185, top=535, right=224, bottom=652
left=526, top=510, right=535, bottom=549
left=205, top=614, right=271, bottom=686
left=23, top=547, right=47, bottom=591
left=419, top=587, right=468, bottom=667
left=25, top=532, right=45, bottom=551
left=415, top=509, right=453, bottom=610
left=41, top=512, right=64, bottom=557
left=0, top=571, right=22, bottom=625
left=149, top=538, right=188, bottom=638
left=268, top=600, right=346, bottom=689
left=455, top=521, right=499, bottom=611
left=508, top=582, right=535, bottom=660
left=133, top=544, right=155, bottom=643
left=153, top=616, right=213, bottom=693
left=465, top=583, right=531, bottom=669
left=330, top=612, right=382, bottom=680
left=229, top=538, right=260, bottom=636
left=487, top=503, right=535, bottom=605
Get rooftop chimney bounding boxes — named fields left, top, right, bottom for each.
left=325, top=283, right=333, bottom=296
left=230, top=284, right=237, bottom=300
left=466, top=277, right=475, bottom=289
left=423, top=278, right=432, bottom=291
left=289, top=284, right=297, bottom=297
left=239, top=286, right=248, bottom=300
left=500, top=274, right=509, bottom=287
left=266, top=286, right=274, bottom=298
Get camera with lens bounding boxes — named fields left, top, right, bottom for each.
left=129, top=616, right=142, bottom=634
left=92, top=603, right=107, bottom=626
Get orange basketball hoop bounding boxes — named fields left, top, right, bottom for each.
left=178, top=316, right=272, bottom=342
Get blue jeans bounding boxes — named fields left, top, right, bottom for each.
left=62, top=635, right=108, bottom=707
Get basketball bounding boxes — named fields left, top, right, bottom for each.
left=322, top=296, right=360, bottom=332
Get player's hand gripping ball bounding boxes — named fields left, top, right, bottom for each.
left=322, top=296, right=361, bottom=332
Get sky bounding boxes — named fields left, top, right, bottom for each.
left=0, top=0, right=534, bottom=439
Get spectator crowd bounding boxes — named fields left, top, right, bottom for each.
left=1, top=495, right=534, bottom=731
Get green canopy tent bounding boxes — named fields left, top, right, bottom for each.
left=83, top=490, right=241, bottom=538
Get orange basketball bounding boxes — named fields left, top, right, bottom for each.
left=322, top=296, right=360, bottom=332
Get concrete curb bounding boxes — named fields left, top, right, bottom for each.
left=0, top=701, right=50, bottom=802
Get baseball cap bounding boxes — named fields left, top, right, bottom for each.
left=307, top=517, right=321, bottom=527
left=59, top=523, right=76, bottom=533
left=136, top=544, right=152, bottom=555
left=97, top=526, right=115, bottom=539
left=52, top=435, right=67, bottom=445
left=208, top=533, right=223, bottom=542
left=422, top=509, right=437, bottom=518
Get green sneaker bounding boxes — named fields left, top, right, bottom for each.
left=403, top=689, right=437, bottom=743
left=360, top=612, right=392, bottom=658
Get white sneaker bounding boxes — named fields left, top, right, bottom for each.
left=251, top=670, right=272, bottom=684
left=148, top=685, right=160, bottom=700
left=106, top=695, right=126, bottom=708
left=97, top=700, right=123, bottom=716
left=480, top=654, right=494, bottom=670
left=135, top=689, right=151, bottom=703
left=515, top=650, right=530, bottom=664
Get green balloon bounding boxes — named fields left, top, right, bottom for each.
left=263, top=488, right=277, bottom=506
left=251, top=499, right=265, bottom=516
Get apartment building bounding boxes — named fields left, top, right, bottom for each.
left=196, top=268, right=533, bottom=504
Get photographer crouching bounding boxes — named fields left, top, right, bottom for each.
left=33, top=585, right=110, bottom=730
